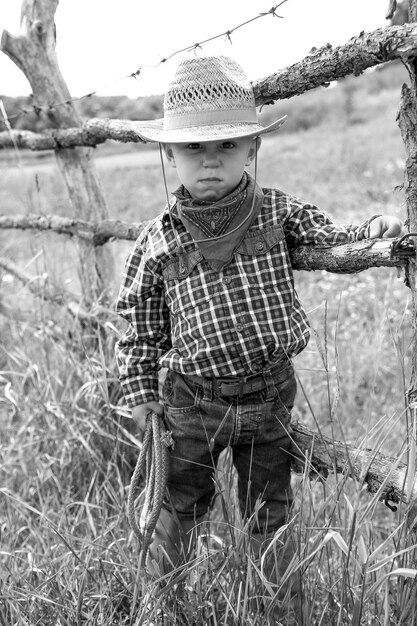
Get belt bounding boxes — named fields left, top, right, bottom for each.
left=185, top=362, right=293, bottom=399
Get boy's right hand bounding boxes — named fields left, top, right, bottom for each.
left=132, top=401, right=164, bottom=441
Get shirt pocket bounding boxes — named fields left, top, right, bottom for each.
left=236, top=225, right=285, bottom=256
left=162, top=249, right=214, bottom=314
left=235, top=225, right=287, bottom=289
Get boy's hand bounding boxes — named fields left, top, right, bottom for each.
left=368, top=216, right=406, bottom=239
left=132, top=401, right=164, bottom=441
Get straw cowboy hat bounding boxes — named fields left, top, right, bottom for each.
left=132, top=55, right=287, bottom=143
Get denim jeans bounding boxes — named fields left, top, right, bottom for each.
left=161, top=363, right=296, bottom=533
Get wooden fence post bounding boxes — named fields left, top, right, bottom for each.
left=399, top=2, right=417, bottom=392
left=1, top=0, right=114, bottom=306
left=398, top=0, right=417, bottom=508
left=396, top=2, right=417, bottom=619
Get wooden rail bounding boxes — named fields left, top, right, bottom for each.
left=0, top=213, right=408, bottom=272
left=291, top=422, right=414, bottom=510
left=1, top=24, right=417, bottom=151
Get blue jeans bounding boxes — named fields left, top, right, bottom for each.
left=161, top=364, right=296, bottom=534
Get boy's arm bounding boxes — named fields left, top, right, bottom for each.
left=115, top=241, right=171, bottom=410
left=283, top=200, right=405, bottom=246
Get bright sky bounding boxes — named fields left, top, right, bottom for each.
left=0, top=0, right=389, bottom=99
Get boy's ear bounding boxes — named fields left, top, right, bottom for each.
left=163, top=143, right=176, bottom=167
left=245, top=137, right=261, bottom=166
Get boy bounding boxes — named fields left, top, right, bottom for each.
left=115, top=56, right=404, bottom=583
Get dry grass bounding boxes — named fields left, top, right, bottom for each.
left=1, top=65, right=416, bottom=624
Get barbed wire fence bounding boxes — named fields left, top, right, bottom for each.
left=0, top=2, right=288, bottom=130
left=2, top=0, right=417, bottom=532
left=0, top=2, right=416, bottom=305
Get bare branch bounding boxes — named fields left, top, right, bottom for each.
left=291, top=422, right=414, bottom=508
left=0, top=255, right=114, bottom=323
left=253, top=24, right=417, bottom=104
left=0, top=254, right=65, bottom=305
left=0, top=213, right=147, bottom=245
left=0, top=213, right=405, bottom=272
left=2, top=24, right=417, bottom=151
left=0, top=0, right=114, bottom=303
left=0, top=118, right=145, bottom=150
left=290, top=238, right=403, bottom=273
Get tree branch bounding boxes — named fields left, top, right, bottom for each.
left=0, top=213, right=147, bottom=245
left=0, top=255, right=114, bottom=323
left=0, top=213, right=405, bottom=272
left=291, top=422, right=414, bottom=509
left=0, top=119, right=145, bottom=150
left=253, top=23, right=417, bottom=104
left=2, top=24, right=417, bottom=150
left=0, top=0, right=114, bottom=304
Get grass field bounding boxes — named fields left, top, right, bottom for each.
left=1, top=63, right=417, bottom=624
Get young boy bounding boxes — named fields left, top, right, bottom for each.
left=115, top=56, right=405, bottom=582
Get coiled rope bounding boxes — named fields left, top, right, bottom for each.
left=127, top=410, right=174, bottom=566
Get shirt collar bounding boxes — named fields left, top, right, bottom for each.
left=161, top=200, right=181, bottom=226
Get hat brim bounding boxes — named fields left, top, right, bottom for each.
left=130, top=114, right=287, bottom=143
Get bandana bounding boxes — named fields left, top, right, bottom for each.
left=173, top=172, right=264, bottom=271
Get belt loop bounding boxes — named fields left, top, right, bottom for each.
left=263, top=369, right=275, bottom=399
left=238, top=380, right=245, bottom=400
left=202, top=378, right=213, bottom=401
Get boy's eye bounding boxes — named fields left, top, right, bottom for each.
left=186, top=143, right=202, bottom=150
left=222, top=141, right=235, bottom=149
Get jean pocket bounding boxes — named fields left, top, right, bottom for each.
left=271, top=372, right=297, bottom=422
left=163, top=370, right=200, bottom=414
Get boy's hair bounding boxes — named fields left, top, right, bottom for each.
left=131, top=56, right=287, bottom=144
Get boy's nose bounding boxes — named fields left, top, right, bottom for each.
left=202, top=149, right=220, bottom=167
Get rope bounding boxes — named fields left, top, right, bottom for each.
left=127, top=410, right=174, bottom=567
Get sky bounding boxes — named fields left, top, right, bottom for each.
left=0, top=0, right=390, bottom=100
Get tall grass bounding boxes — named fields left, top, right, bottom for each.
left=1, top=64, right=416, bottom=624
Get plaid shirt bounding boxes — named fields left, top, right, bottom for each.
left=116, top=187, right=376, bottom=407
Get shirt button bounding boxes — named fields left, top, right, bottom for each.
left=255, top=241, right=265, bottom=251
left=223, top=276, right=232, bottom=285
left=251, top=362, right=261, bottom=373
left=235, top=323, right=244, bottom=332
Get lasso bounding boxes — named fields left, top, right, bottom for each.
left=127, top=410, right=174, bottom=566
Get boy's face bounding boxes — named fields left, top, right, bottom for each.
left=164, top=137, right=260, bottom=202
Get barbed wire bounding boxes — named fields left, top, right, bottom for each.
left=0, top=2, right=287, bottom=130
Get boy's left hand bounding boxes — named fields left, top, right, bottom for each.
left=368, top=215, right=407, bottom=239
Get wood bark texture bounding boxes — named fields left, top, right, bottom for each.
left=253, top=24, right=417, bottom=104
left=291, top=422, right=415, bottom=510
left=0, top=119, right=144, bottom=150
left=2, top=24, right=417, bottom=150
left=387, top=12, right=417, bottom=619
left=0, top=255, right=114, bottom=323
left=0, top=0, right=113, bottom=303
left=0, top=213, right=406, bottom=272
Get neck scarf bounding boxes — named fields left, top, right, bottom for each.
left=173, top=172, right=264, bottom=271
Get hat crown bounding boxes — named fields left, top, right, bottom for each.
left=163, top=56, right=255, bottom=122
left=130, top=55, right=286, bottom=142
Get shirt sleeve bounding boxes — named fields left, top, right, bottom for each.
left=283, top=198, right=380, bottom=247
left=115, top=237, right=171, bottom=408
